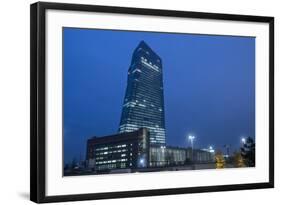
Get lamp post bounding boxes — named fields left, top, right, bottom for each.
left=188, top=135, right=195, bottom=162
left=224, top=144, right=231, bottom=158
left=241, top=137, right=246, bottom=146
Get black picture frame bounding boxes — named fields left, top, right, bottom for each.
left=30, top=1, right=274, bottom=203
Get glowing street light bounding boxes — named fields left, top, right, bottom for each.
left=209, top=146, right=215, bottom=153
left=241, top=137, right=246, bottom=145
left=187, top=135, right=196, bottom=162
left=138, top=157, right=146, bottom=168
left=188, top=135, right=195, bottom=149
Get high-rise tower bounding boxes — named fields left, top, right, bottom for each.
left=119, top=41, right=166, bottom=146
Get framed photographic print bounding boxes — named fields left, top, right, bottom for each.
left=30, top=1, right=274, bottom=203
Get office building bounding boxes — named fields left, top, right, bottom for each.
left=118, top=41, right=166, bottom=146
left=86, top=128, right=149, bottom=172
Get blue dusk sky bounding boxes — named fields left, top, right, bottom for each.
left=63, top=27, right=255, bottom=164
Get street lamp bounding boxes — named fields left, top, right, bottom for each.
left=241, top=137, right=246, bottom=145
left=188, top=135, right=195, bottom=149
left=188, top=135, right=196, bottom=162
left=209, top=146, right=215, bottom=153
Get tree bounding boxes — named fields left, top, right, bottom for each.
left=215, top=150, right=225, bottom=169
left=241, top=137, right=255, bottom=167
left=233, top=151, right=245, bottom=168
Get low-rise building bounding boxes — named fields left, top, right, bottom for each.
left=86, top=128, right=149, bottom=172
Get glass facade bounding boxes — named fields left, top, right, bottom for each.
left=166, top=147, right=187, bottom=166
left=119, top=41, right=166, bottom=146
left=149, top=146, right=214, bottom=167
